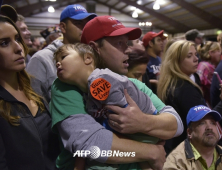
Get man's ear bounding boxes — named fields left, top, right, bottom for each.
left=148, top=40, right=154, bottom=48
left=59, top=22, right=66, bottom=34
left=84, top=54, right=93, bottom=65
left=89, top=41, right=100, bottom=55
left=187, top=128, right=192, bottom=139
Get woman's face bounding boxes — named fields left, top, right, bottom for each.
left=209, top=49, right=221, bottom=66
left=127, top=63, right=147, bottom=81
left=179, top=45, right=199, bottom=76
left=0, top=22, right=25, bottom=73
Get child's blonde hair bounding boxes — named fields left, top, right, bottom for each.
left=54, top=43, right=104, bottom=68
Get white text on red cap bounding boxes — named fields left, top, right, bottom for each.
left=108, top=17, right=117, bottom=20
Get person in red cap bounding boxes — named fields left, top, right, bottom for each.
left=50, top=16, right=183, bottom=170
left=81, top=15, right=142, bottom=75
left=54, top=43, right=163, bottom=170
left=142, top=30, right=165, bottom=94
left=126, top=39, right=151, bottom=89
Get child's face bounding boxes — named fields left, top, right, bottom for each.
left=55, top=49, right=84, bottom=84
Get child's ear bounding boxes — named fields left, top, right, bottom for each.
left=84, top=54, right=93, bottom=65
left=89, top=41, right=100, bottom=55
left=59, top=22, right=66, bottom=34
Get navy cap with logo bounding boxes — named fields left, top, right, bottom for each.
left=60, top=4, right=97, bottom=22
left=186, top=105, right=222, bottom=126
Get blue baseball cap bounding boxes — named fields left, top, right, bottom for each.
left=60, top=4, right=97, bottom=22
left=186, top=105, right=221, bottom=126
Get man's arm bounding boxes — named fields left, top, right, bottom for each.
left=26, top=56, right=47, bottom=83
left=51, top=79, right=166, bottom=170
left=26, top=52, right=56, bottom=102
left=109, top=133, right=166, bottom=170
left=107, top=89, right=183, bottom=140
left=57, top=114, right=166, bottom=170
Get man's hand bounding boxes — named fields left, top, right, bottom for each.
left=148, top=144, right=166, bottom=170
left=106, top=89, right=178, bottom=139
left=106, top=89, right=146, bottom=134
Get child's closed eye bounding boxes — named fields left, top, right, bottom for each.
left=61, top=55, right=67, bottom=60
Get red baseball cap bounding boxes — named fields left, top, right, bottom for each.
left=142, top=30, right=164, bottom=47
left=81, top=16, right=142, bottom=44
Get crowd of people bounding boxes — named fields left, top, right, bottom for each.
left=1, top=2, right=222, bottom=170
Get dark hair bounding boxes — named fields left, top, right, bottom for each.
left=151, top=38, right=155, bottom=45
left=17, top=14, right=24, bottom=22
left=0, top=15, right=45, bottom=126
left=145, top=38, right=156, bottom=50
left=60, top=18, right=69, bottom=24
left=128, top=52, right=149, bottom=70
left=95, top=38, right=104, bottom=47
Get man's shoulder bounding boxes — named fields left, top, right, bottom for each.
left=89, top=68, right=129, bottom=85
left=165, top=141, right=187, bottom=166
left=147, top=55, right=161, bottom=68
left=128, top=78, right=152, bottom=96
left=128, top=78, right=146, bottom=88
left=52, top=78, right=82, bottom=93
left=32, top=40, right=63, bottom=59
left=148, top=55, right=160, bottom=61
left=164, top=141, right=191, bottom=170
left=216, top=144, right=222, bottom=155
left=168, top=141, right=186, bottom=155
left=32, top=47, right=55, bottom=60
left=50, top=79, right=87, bottom=128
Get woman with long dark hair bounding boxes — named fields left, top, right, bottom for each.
left=0, top=15, right=59, bottom=170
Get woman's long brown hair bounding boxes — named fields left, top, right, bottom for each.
left=0, top=15, right=45, bottom=126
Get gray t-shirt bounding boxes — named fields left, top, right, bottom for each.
left=86, top=68, right=157, bottom=117
left=86, top=68, right=159, bottom=143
